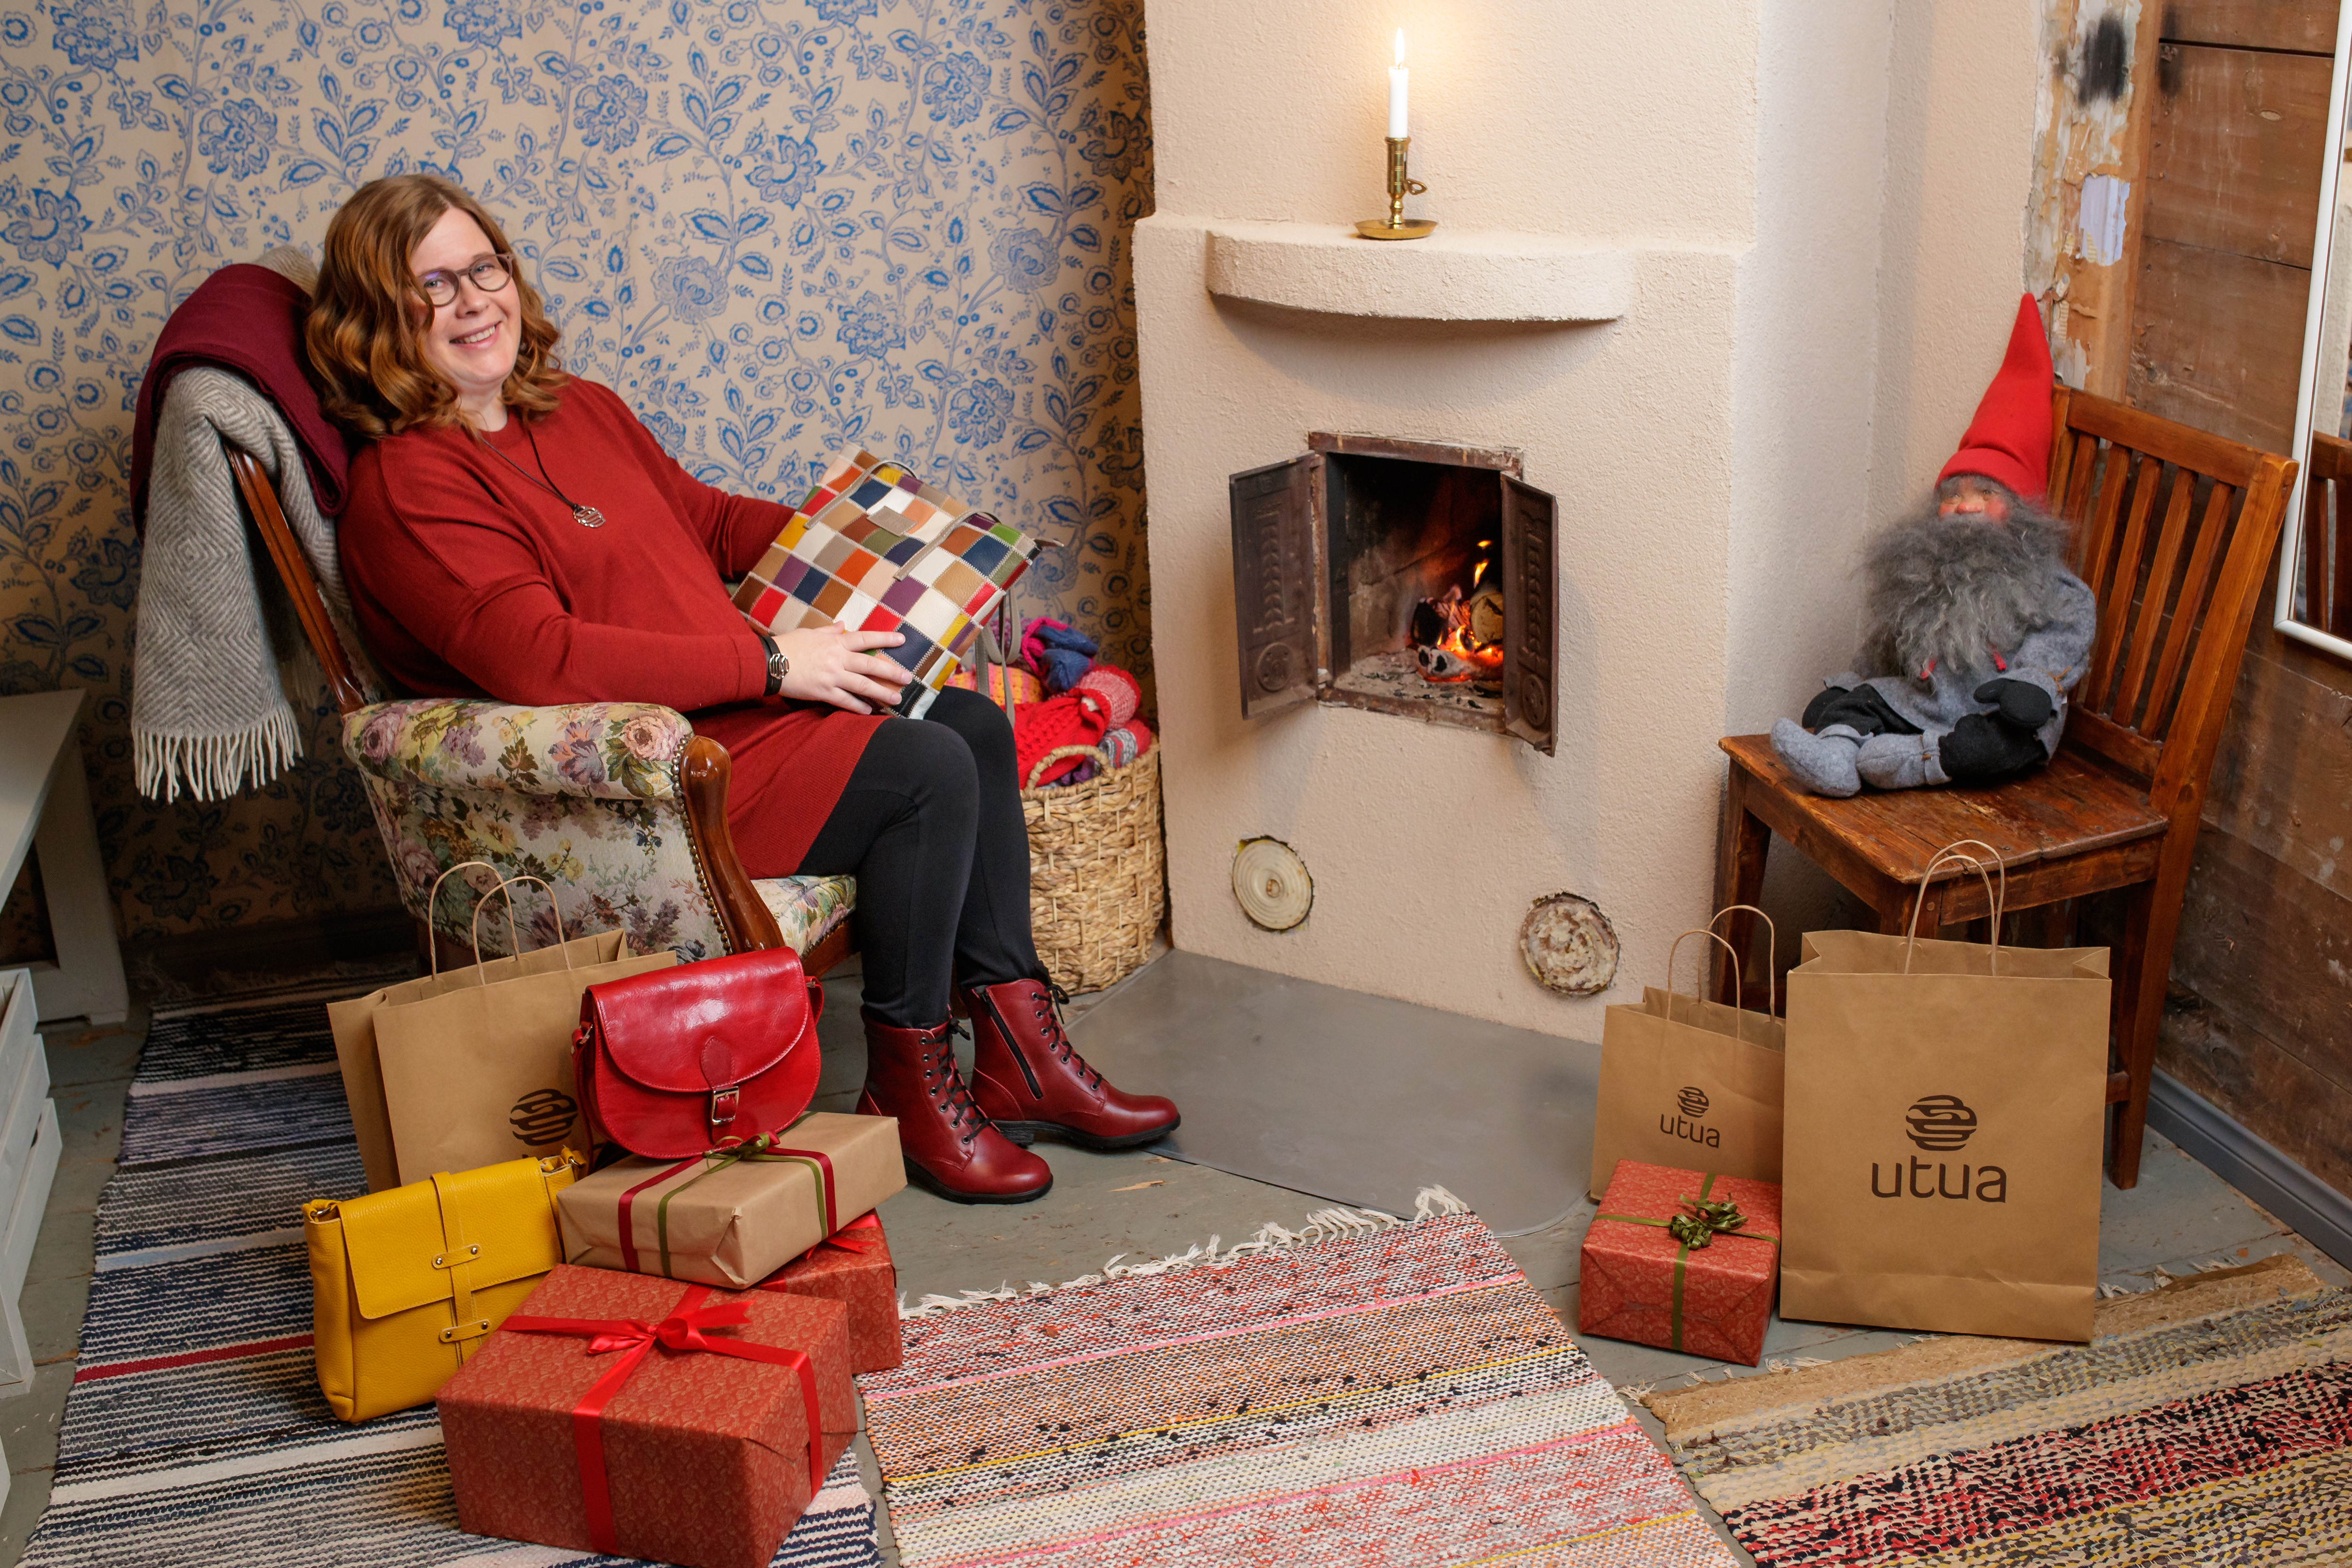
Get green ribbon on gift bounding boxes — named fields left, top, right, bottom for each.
left=1593, top=1172, right=1781, bottom=1353
left=628, top=1114, right=837, bottom=1279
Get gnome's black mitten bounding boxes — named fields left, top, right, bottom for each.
left=1801, top=684, right=1922, bottom=737
left=1972, top=678, right=2054, bottom=731
left=1939, top=713, right=2046, bottom=780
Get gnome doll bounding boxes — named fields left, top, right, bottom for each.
left=1771, top=296, right=2096, bottom=797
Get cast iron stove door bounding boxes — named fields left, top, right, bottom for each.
left=1501, top=475, right=1557, bottom=754
left=1228, top=453, right=1323, bottom=718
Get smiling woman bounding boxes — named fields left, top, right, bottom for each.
left=305, top=177, right=564, bottom=438
left=303, top=171, right=1179, bottom=1205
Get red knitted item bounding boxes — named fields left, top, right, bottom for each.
left=1014, top=692, right=1111, bottom=788
left=1072, top=665, right=1140, bottom=727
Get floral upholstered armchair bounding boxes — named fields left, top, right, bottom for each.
left=344, top=697, right=854, bottom=963
left=226, top=430, right=857, bottom=968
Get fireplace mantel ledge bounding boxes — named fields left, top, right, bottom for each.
left=1200, top=219, right=1633, bottom=322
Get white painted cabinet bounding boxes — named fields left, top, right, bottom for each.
left=0, top=970, right=62, bottom=1405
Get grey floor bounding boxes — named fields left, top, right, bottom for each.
left=0, top=949, right=2342, bottom=1568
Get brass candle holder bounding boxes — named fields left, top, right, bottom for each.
left=1357, top=136, right=1435, bottom=240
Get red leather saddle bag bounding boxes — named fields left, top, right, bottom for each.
left=572, top=948, right=824, bottom=1158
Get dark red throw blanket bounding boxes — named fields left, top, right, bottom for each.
left=129, top=264, right=354, bottom=532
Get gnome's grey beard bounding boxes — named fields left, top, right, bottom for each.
left=1857, top=490, right=2072, bottom=679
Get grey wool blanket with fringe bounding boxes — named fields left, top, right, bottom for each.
left=131, top=364, right=352, bottom=802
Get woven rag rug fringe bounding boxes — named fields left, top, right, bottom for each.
left=897, top=1186, right=1472, bottom=1318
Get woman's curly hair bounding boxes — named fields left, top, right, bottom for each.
left=305, top=172, right=568, bottom=438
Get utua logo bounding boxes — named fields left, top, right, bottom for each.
left=1874, top=1093, right=2005, bottom=1201
left=509, top=1087, right=578, bottom=1147
left=1906, top=1093, right=1977, bottom=1151
left=1659, top=1085, right=1718, bottom=1148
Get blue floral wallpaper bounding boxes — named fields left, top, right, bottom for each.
left=0, top=0, right=1153, bottom=944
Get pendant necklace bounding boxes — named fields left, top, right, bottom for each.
left=473, top=419, right=608, bottom=529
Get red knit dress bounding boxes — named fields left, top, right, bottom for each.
left=337, top=377, right=882, bottom=874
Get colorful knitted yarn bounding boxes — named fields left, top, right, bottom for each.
left=1072, top=664, right=1139, bottom=726
left=1020, top=616, right=1098, bottom=694
left=1100, top=719, right=1153, bottom=769
left=945, top=662, right=1043, bottom=710
left=1013, top=690, right=1110, bottom=788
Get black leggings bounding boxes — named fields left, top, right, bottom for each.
left=795, top=685, right=1040, bottom=1027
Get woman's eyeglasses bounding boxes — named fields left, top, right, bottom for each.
left=414, top=254, right=515, bottom=307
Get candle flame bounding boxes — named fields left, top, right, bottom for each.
left=1394, top=29, right=1406, bottom=65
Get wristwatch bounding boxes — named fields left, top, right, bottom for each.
left=760, top=631, right=789, bottom=696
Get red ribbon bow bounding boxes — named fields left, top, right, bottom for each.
left=504, top=1286, right=827, bottom=1555
left=576, top=1299, right=750, bottom=1355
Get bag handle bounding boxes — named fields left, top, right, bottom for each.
left=1664, top=928, right=1750, bottom=1043
left=1025, top=744, right=1112, bottom=791
left=424, top=860, right=507, bottom=979
left=469, top=874, right=573, bottom=983
left=974, top=611, right=1017, bottom=731
left=1903, top=839, right=2007, bottom=976
left=1703, top=903, right=1776, bottom=1020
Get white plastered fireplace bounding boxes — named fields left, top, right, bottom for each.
left=1133, top=0, right=2048, bottom=1036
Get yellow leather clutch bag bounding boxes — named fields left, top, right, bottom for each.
left=304, top=1148, right=582, bottom=1423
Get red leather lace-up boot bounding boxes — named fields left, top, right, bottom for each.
left=962, top=976, right=1180, bottom=1149
left=856, top=1010, right=1052, bottom=1203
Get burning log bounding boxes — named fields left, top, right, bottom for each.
left=1411, top=583, right=1506, bottom=684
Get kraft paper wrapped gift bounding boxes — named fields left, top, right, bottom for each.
left=556, top=1114, right=903, bottom=1288
left=753, top=1210, right=901, bottom=1373
left=1578, top=1159, right=1782, bottom=1367
left=438, top=1264, right=857, bottom=1568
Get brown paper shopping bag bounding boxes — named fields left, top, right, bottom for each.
left=1588, top=909, right=1786, bottom=1198
left=368, top=872, right=673, bottom=1187
left=327, top=860, right=564, bottom=1192
left=1781, top=843, right=2110, bottom=1342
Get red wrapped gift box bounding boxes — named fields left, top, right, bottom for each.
left=439, top=1264, right=858, bottom=1568
left=1579, top=1160, right=1782, bottom=1366
left=752, top=1209, right=902, bottom=1373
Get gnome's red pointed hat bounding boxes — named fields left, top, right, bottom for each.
left=1938, top=294, right=2056, bottom=502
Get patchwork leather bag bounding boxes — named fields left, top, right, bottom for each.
left=305, top=1148, right=583, bottom=1423
left=572, top=947, right=825, bottom=1159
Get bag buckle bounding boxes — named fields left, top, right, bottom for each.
left=438, top=1318, right=492, bottom=1345
left=709, top=1084, right=741, bottom=1132
left=431, top=1244, right=483, bottom=1269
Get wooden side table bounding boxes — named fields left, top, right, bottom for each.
left=1, top=689, right=129, bottom=1026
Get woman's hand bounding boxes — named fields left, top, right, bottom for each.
left=774, top=625, right=913, bottom=715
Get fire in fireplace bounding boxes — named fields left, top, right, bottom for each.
left=1410, top=533, right=1505, bottom=684
left=1228, top=433, right=1556, bottom=751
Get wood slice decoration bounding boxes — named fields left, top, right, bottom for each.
left=1519, top=892, right=1619, bottom=996
left=1232, top=837, right=1313, bottom=931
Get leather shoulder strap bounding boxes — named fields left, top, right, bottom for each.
left=430, top=1171, right=492, bottom=1358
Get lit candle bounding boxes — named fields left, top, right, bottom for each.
left=1388, top=30, right=1408, bottom=139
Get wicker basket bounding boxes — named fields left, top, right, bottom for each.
left=1022, top=742, right=1165, bottom=993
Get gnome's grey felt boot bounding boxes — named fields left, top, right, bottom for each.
left=1856, top=731, right=1951, bottom=791
left=1771, top=719, right=1864, bottom=797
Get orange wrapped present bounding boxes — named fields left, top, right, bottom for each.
left=439, top=1265, right=857, bottom=1568
left=753, top=1209, right=901, bottom=1373
left=1578, top=1160, right=1782, bottom=1366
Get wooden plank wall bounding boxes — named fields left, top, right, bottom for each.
left=2126, top=0, right=2352, bottom=1194
left=2130, top=8, right=2332, bottom=448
